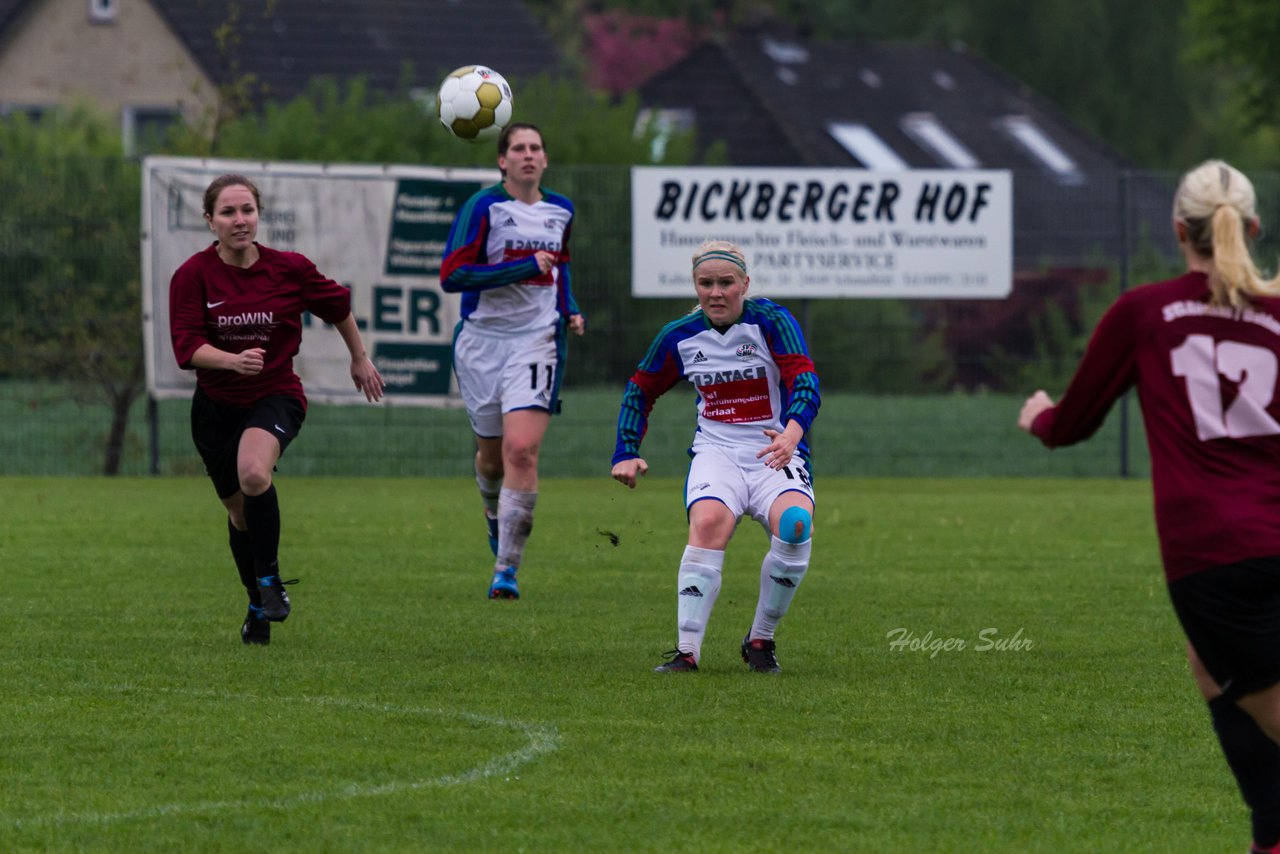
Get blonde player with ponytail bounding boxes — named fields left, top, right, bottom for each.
left=1019, top=160, right=1280, bottom=853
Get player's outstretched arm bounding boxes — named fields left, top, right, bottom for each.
left=611, top=458, right=648, bottom=489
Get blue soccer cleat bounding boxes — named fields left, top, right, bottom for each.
left=488, top=566, right=519, bottom=600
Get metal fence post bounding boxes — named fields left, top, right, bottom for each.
left=148, top=395, right=159, bottom=476
left=1118, top=171, right=1131, bottom=478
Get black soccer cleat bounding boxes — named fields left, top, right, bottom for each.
left=241, top=605, right=270, bottom=646
left=741, top=635, right=781, bottom=673
left=257, top=575, right=298, bottom=622
left=653, top=649, right=698, bottom=673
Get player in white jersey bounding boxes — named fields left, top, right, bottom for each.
left=442, top=123, right=586, bottom=600
left=611, top=240, right=821, bottom=673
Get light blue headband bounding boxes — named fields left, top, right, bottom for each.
left=692, top=250, right=747, bottom=274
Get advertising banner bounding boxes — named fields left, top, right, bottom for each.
left=142, top=156, right=498, bottom=404
left=631, top=167, right=1012, bottom=299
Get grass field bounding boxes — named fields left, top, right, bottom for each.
left=0, top=475, right=1249, bottom=852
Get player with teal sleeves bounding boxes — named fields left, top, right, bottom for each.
left=611, top=239, right=820, bottom=673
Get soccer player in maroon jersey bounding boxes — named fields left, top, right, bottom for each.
left=1019, top=160, right=1280, bottom=852
left=170, top=174, right=384, bottom=645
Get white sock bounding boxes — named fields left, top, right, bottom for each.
left=676, top=546, right=724, bottom=661
left=476, top=466, right=501, bottom=518
left=495, top=487, right=537, bottom=569
left=749, top=536, right=811, bottom=641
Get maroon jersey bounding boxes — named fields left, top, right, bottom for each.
left=169, top=243, right=352, bottom=407
left=1032, top=271, right=1280, bottom=582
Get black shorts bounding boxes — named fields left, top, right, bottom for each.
left=1168, top=556, right=1280, bottom=700
left=191, top=388, right=305, bottom=499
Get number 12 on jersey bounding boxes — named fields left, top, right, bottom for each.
left=1171, top=334, right=1280, bottom=440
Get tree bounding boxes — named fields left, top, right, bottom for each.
left=0, top=107, right=143, bottom=475
left=1186, top=0, right=1280, bottom=132
left=167, top=73, right=698, bottom=168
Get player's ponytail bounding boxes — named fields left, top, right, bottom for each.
left=1173, top=159, right=1280, bottom=308
left=1210, top=203, right=1266, bottom=308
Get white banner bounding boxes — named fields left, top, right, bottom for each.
left=141, top=156, right=499, bottom=404
left=631, top=167, right=1012, bottom=299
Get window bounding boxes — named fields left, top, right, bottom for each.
left=901, top=113, right=980, bottom=169
left=88, top=0, right=118, bottom=24
left=0, top=104, right=49, bottom=123
left=122, top=107, right=180, bottom=156
left=827, top=123, right=909, bottom=170
left=761, top=38, right=809, bottom=65
left=997, top=115, right=1083, bottom=184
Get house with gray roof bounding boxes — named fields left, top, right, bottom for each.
left=640, top=33, right=1172, bottom=267
left=0, top=0, right=562, bottom=152
left=639, top=32, right=1175, bottom=386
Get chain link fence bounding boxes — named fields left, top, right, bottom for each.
left=4, top=159, right=1277, bottom=479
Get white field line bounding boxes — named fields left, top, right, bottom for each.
left=7, top=686, right=561, bottom=829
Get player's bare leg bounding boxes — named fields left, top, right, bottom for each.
left=487, top=409, right=550, bottom=599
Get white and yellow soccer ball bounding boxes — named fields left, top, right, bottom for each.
left=435, top=65, right=514, bottom=142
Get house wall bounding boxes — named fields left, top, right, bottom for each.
left=0, top=0, right=215, bottom=122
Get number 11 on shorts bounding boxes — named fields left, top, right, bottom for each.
left=529, top=363, right=553, bottom=391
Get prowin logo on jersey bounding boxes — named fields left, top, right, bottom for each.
left=679, top=585, right=704, bottom=597
left=217, top=311, right=275, bottom=327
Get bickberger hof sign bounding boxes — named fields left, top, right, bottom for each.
left=631, top=167, right=1012, bottom=299
left=142, top=156, right=498, bottom=405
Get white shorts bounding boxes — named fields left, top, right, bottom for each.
left=453, top=322, right=561, bottom=437
left=685, top=444, right=815, bottom=528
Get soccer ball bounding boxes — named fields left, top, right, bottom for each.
left=435, top=65, right=514, bottom=142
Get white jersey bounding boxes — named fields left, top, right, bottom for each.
left=613, top=298, right=821, bottom=465
left=440, top=183, right=578, bottom=335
